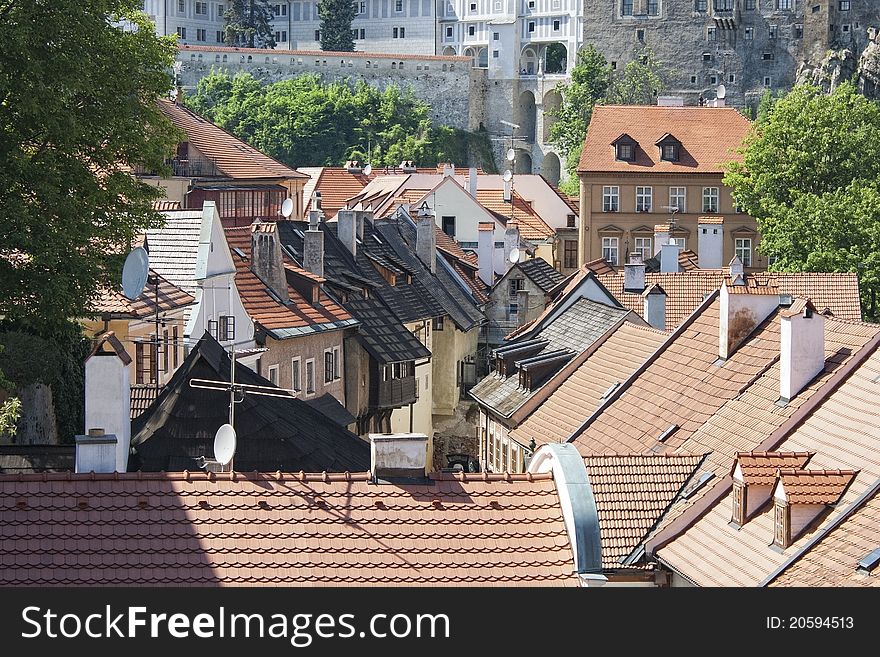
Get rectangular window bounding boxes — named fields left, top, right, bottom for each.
left=602, top=186, right=619, bottom=212
left=777, top=0, right=791, bottom=8
left=396, top=0, right=403, bottom=10
left=602, top=237, right=619, bottom=266
left=669, top=186, right=686, bottom=212
left=839, top=0, right=850, bottom=9
left=763, top=76, right=772, bottom=87
left=707, top=26, right=716, bottom=42
left=324, top=350, right=334, bottom=384
left=662, top=143, right=678, bottom=161
left=769, top=25, right=778, bottom=38
left=493, top=32, right=499, bottom=41
left=493, top=50, right=499, bottom=58
left=745, top=0, right=755, bottom=8
left=441, top=215, right=455, bottom=237
left=617, top=143, right=634, bottom=161
left=509, top=278, right=524, bottom=297
left=400, top=26, right=405, bottom=38
left=172, top=325, right=179, bottom=370
left=446, top=26, right=453, bottom=38
left=315, top=30, right=320, bottom=41
left=507, top=302, right=519, bottom=321
left=359, top=1, right=366, bottom=12
left=634, top=236, right=652, bottom=260
left=647, top=0, right=658, bottom=14
left=291, top=357, right=301, bottom=393
left=470, top=1, right=476, bottom=9
left=553, top=19, right=560, bottom=31
left=636, top=186, right=653, bottom=212
left=695, top=0, right=707, bottom=10
left=176, top=26, right=187, bottom=39
left=713, top=0, right=733, bottom=9
left=393, top=27, right=398, bottom=38
left=774, top=502, right=790, bottom=548
left=702, top=187, right=719, bottom=213
left=178, top=0, right=185, bottom=11
left=744, top=27, right=753, bottom=40
left=268, top=365, right=279, bottom=386
left=218, top=315, right=235, bottom=342
left=670, top=236, right=686, bottom=249
left=622, top=0, right=633, bottom=15
left=359, top=28, right=365, bottom=39
left=731, top=482, right=744, bottom=525
left=197, top=28, right=206, bottom=42
left=468, top=25, right=475, bottom=36
left=735, top=238, right=752, bottom=267
left=196, top=1, right=208, bottom=14
left=163, top=329, right=169, bottom=374
left=528, top=21, right=535, bottom=33
left=433, top=316, right=445, bottom=331
left=216, top=30, right=224, bottom=42
left=305, top=359, right=315, bottom=395
left=563, top=240, right=578, bottom=269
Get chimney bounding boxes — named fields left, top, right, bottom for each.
left=251, top=222, right=289, bottom=303
left=504, top=219, right=519, bottom=272
left=653, top=224, right=670, bottom=255
left=660, top=241, right=681, bottom=273
left=698, top=217, right=724, bottom=269
left=642, top=284, right=667, bottom=330
left=443, top=162, right=455, bottom=178
left=84, top=332, right=131, bottom=472
left=468, top=167, right=478, bottom=197
left=75, top=428, right=118, bottom=474
left=728, top=255, right=744, bottom=279
left=345, top=160, right=363, bottom=174
left=337, top=209, right=357, bottom=257
left=657, top=96, right=685, bottom=106
left=399, top=160, right=417, bottom=173
left=719, top=277, right=779, bottom=360
left=503, top=177, right=512, bottom=202
left=624, top=252, right=646, bottom=292
left=370, top=433, right=429, bottom=479
left=779, top=299, right=825, bottom=403
left=415, top=202, right=436, bottom=274
left=478, top=221, right=495, bottom=286
left=303, top=209, right=324, bottom=278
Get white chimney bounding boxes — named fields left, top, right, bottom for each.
left=660, top=242, right=681, bottom=273
left=468, top=167, right=478, bottom=197
left=624, top=252, right=646, bottom=292
left=719, top=279, right=779, bottom=360
left=415, top=202, right=436, bottom=274
left=478, top=221, right=495, bottom=286
left=370, top=433, right=429, bottom=479
left=698, top=217, right=724, bottom=269
left=443, top=163, right=455, bottom=178
left=729, top=255, right=744, bottom=279
left=399, top=160, right=417, bottom=173
left=251, top=222, right=289, bottom=303
left=504, top=219, right=519, bottom=272
left=657, top=96, right=685, bottom=107
left=503, top=178, right=512, bottom=202
left=642, top=284, right=667, bottom=330
left=345, top=160, right=363, bottom=174
left=304, top=209, right=324, bottom=278
left=75, top=428, right=118, bottom=474
left=780, top=300, right=825, bottom=403
left=337, top=209, right=357, bottom=257
left=84, top=332, right=131, bottom=472
left=653, top=224, right=670, bottom=255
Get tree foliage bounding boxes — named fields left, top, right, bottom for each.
left=318, top=0, right=357, bottom=52
left=724, top=82, right=880, bottom=318
left=185, top=71, right=495, bottom=170
left=550, top=46, right=662, bottom=194
left=0, top=0, right=181, bottom=327
left=224, top=0, right=276, bottom=49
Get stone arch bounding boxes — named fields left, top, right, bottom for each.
left=442, top=46, right=457, bottom=56
left=477, top=47, right=488, bottom=68
left=542, top=89, right=563, bottom=143
left=543, top=43, right=567, bottom=74
left=541, top=152, right=561, bottom=185
left=519, top=47, right=538, bottom=75
left=463, top=47, right=477, bottom=68
left=515, top=152, right=532, bottom=174
left=515, top=90, right=537, bottom=143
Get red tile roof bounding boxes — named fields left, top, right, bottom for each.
left=302, top=167, right=373, bottom=218
left=778, top=469, right=859, bottom=505
left=578, top=105, right=751, bottom=174
left=152, top=200, right=181, bottom=211
left=476, top=190, right=554, bottom=240
left=736, top=452, right=813, bottom=486
left=158, top=99, right=306, bottom=180
left=584, top=454, right=706, bottom=569
left=225, top=227, right=352, bottom=332
left=0, top=470, right=577, bottom=586
left=91, top=270, right=194, bottom=318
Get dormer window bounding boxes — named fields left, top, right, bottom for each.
left=773, top=500, right=791, bottom=549
left=655, top=133, right=681, bottom=162
left=612, top=134, right=637, bottom=162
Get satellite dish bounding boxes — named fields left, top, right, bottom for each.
left=281, top=198, right=294, bottom=218
left=363, top=163, right=372, bottom=176
left=506, top=148, right=516, bottom=162
left=717, top=84, right=727, bottom=99
left=121, top=246, right=149, bottom=301
left=509, top=247, right=521, bottom=264
left=503, top=170, right=513, bottom=182
left=213, top=423, right=237, bottom=467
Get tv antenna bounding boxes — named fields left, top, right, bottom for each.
left=363, top=163, right=372, bottom=176
left=213, top=423, right=237, bottom=471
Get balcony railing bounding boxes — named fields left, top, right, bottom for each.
left=132, top=155, right=220, bottom=178
left=372, top=375, right=417, bottom=409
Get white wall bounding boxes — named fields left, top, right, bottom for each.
left=84, top=355, right=131, bottom=472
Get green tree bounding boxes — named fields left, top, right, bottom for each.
left=318, top=0, right=357, bottom=52
left=224, top=0, right=276, bottom=48
left=0, top=0, right=181, bottom=327
left=724, top=82, right=880, bottom=318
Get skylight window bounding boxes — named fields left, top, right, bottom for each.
left=601, top=382, right=620, bottom=400
left=857, top=547, right=880, bottom=573
left=680, top=472, right=715, bottom=500
left=657, top=424, right=679, bottom=443
left=232, top=247, right=248, bottom=260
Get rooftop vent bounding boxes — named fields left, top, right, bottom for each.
left=680, top=472, right=715, bottom=500
left=857, top=547, right=880, bottom=574
left=657, top=423, right=679, bottom=443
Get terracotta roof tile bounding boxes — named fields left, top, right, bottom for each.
left=158, top=100, right=306, bottom=181
left=0, top=470, right=576, bottom=586
left=225, top=227, right=353, bottom=333
left=778, top=469, right=858, bottom=505
left=736, top=452, right=813, bottom=486
left=476, top=190, right=554, bottom=240
left=301, top=167, right=373, bottom=218
left=578, top=105, right=751, bottom=174
left=91, top=270, right=194, bottom=318
left=152, top=200, right=181, bottom=211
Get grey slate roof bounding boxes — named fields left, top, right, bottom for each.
left=144, top=210, right=203, bottom=324
left=517, top=258, right=565, bottom=292
left=344, top=297, right=431, bottom=364
left=469, top=298, right=631, bottom=418
left=304, top=393, right=356, bottom=427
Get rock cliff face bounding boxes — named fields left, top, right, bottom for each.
left=796, top=27, right=880, bottom=99
left=858, top=28, right=880, bottom=99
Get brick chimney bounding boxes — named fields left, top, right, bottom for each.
left=251, top=221, right=289, bottom=303
left=478, top=221, right=495, bottom=286
left=698, top=217, right=724, bottom=269
left=779, top=299, right=825, bottom=403
left=337, top=209, right=357, bottom=257
left=642, top=283, right=666, bottom=330
left=719, top=275, right=779, bottom=360
left=84, top=332, right=131, bottom=472
left=416, top=202, right=436, bottom=274
left=370, top=433, right=429, bottom=480
left=624, top=252, right=645, bottom=292
left=304, top=209, right=324, bottom=278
